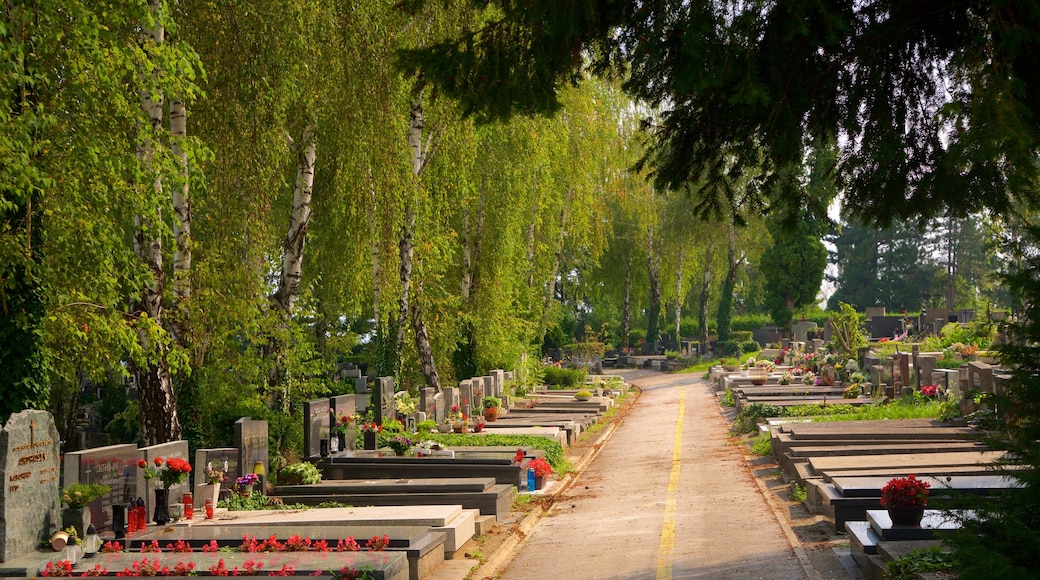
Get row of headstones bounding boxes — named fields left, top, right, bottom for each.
left=302, top=371, right=511, bottom=459
left=0, top=411, right=267, bottom=563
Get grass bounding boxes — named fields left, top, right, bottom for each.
left=810, top=398, right=947, bottom=422
left=791, top=484, right=807, bottom=503
left=750, top=431, right=772, bottom=456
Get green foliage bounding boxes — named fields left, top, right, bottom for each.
left=761, top=217, right=829, bottom=329
left=218, top=491, right=306, bottom=511
left=750, top=431, right=771, bottom=456
left=740, top=340, right=760, bottom=354
left=720, top=387, right=736, bottom=408
left=416, top=420, right=436, bottom=434
left=277, top=462, right=322, bottom=485
left=717, top=340, right=740, bottom=357
left=885, top=546, right=954, bottom=579
left=731, top=315, right=773, bottom=332
left=541, top=366, right=587, bottom=388
left=829, top=303, right=869, bottom=361
left=421, top=433, right=567, bottom=471
left=731, top=331, right=753, bottom=343
left=62, top=483, right=111, bottom=508
left=790, top=485, right=807, bottom=503
left=481, top=396, right=501, bottom=409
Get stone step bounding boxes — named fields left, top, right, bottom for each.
left=832, top=474, right=1022, bottom=498
left=809, top=450, right=1003, bottom=474
left=818, top=464, right=1007, bottom=481
left=273, top=483, right=514, bottom=521
left=788, top=441, right=984, bottom=458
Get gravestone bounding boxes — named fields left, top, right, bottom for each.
left=234, top=418, right=269, bottom=488
left=896, top=353, right=911, bottom=388
left=1, top=410, right=61, bottom=562
left=865, top=306, right=886, bottom=319
left=918, top=356, right=938, bottom=388
left=491, top=370, right=505, bottom=398
left=355, top=375, right=368, bottom=394
left=444, top=387, right=460, bottom=414
left=791, top=321, right=818, bottom=342
left=459, top=381, right=474, bottom=414
left=331, top=394, right=357, bottom=420
left=302, top=399, right=331, bottom=458
left=433, top=392, right=445, bottom=424
left=420, top=387, right=436, bottom=422
left=373, top=377, right=395, bottom=425
left=342, top=368, right=361, bottom=379
left=63, top=443, right=138, bottom=532
left=484, top=376, right=497, bottom=398
left=139, top=440, right=189, bottom=523
left=193, top=448, right=239, bottom=499
left=472, top=377, right=485, bottom=400
left=354, top=393, right=369, bottom=413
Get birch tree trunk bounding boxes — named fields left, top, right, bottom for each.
left=698, top=259, right=712, bottom=346
left=539, top=201, right=569, bottom=342
left=674, top=245, right=685, bottom=345
left=401, top=94, right=442, bottom=391
left=717, top=215, right=738, bottom=342
left=134, top=0, right=180, bottom=446
left=621, top=256, right=632, bottom=349
left=169, top=97, right=191, bottom=346
left=271, top=126, right=317, bottom=315
left=646, top=225, right=662, bottom=349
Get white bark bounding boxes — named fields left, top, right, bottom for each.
left=134, top=0, right=179, bottom=446
left=271, top=126, right=317, bottom=315
left=169, top=97, right=191, bottom=345
left=675, top=245, right=685, bottom=344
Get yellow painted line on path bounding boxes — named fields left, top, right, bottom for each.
left=656, top=386, right=685, bottom=580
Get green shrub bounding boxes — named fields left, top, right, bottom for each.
left=731, top=331, right=753, bottom=343
left=791, top=484, right=807, bottom=503
left=717, top=340, right=741, bottom=357
left=482, top=396, right=502, bottom=409
left=542, top=366, right=587, bottom=388
left=732, top=314, right=773, bottom=332
left=721, top=387, right=736, bottom=407
left=417, top=419, right=436, bottom=434
left=750, top=431, right=771, bottom=455
left=665, top=350, right=680, bottom=360
left=740, top=340, right=760, bottom=353
left=278, top=462, right=322, bottom=485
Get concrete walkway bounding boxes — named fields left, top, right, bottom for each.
left=495, top=371, right=813, bottom=580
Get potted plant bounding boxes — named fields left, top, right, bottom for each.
left=278, top=462, right=322, bottom=485
left=527, top=458, right=553, bottom=490
left=574, top=390, right=593, bottom=401
left=880, top=474, right=930, bottom=526
left=360, top=422, right=383, bottom=450
left=235, top=473, right=260, bottom=496
left=482, top=396, right=502, bottom=421
left=61, top=483, right=110, bottom=537
left=720, top=358, right=739, bottom=372
left=386, top=435, right=413, bottom=456
left=196, top=464, right=224, bottom=511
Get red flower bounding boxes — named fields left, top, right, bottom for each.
left=137, top=459, right=147, bottom=469
left=880, top=474, right=930, bottom=507
left=153, top=457, right=164, bottom=467
left=528, top=458, right=553, bottom=478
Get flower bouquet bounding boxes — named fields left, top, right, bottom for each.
left=528, top=458, right=553, bottom=478
left=235, top=473, right=259, bottom=496
left=138, top=457, right=192, bottom=489
left=386, top=435, right=413, bottom=456
left=334, top=414, right=355, bottom=434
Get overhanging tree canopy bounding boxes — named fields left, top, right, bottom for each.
left=399, top=1, right=1040, bottom=225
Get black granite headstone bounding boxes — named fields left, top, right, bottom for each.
left=63, top=443, right=138, bottom=532
left=302, top=399, right=331, bottom=459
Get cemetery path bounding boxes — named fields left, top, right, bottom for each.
left=495, top=371, right=822, bottom=580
